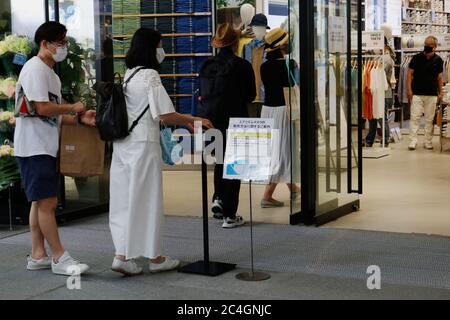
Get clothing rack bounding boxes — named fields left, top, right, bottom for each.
left=359, top=52, right=391, bottom=156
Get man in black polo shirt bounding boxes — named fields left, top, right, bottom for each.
left=407, top=36, right=443, bottom=150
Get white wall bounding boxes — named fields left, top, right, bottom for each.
left=11, top=0, right=46, bottom=38
left=263, top=0, right=288, bottom=29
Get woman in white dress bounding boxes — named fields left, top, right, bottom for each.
left=109, top=28, right=213, bottom=276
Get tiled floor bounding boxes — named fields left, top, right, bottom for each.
left=162, top=135, right=450, bottom=236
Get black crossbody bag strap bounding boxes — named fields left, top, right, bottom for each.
left=129, top=104, right=150, bottom=133
left=124, top=66, right=151, bottom=133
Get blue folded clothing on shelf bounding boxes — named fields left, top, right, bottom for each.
left=159, top=1, right=175, bottom=13
left=160, top=58, right=177, bottom=75
left=140, top=1, right=157, bottom=14
left=175, top=0, right=193, bottom=13
left=195, top=57, right=208, bottom=73
left=178, top=77, right=195, bottom=94
left=162, top=77, right=177, bottom=94
left=193, top=16, right=212, bottom=33
left=176, top=16, right=193, bottom=33
left=176, top=36, right=194, bottom=54
left=194, top=0, right=212, bottom=12
left=177, top=57, right=195, bottom=74
left=178, top=96, right=193, bottom=114
left=193, top=36, right=211, bottom=53
left=142, top=17, right=175, bottom=33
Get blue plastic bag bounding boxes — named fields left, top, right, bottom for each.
left=160, top=126, right=183, bottom=165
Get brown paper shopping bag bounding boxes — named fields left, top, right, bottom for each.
left=59, top=124, right=105, bottom=177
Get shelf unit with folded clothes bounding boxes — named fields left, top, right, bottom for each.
left=112, top=0, right=214, bottom=115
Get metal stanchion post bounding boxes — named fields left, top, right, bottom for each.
left=236, top=180, right=270, bottom=281
left=8, top=183, right=13, bottom=231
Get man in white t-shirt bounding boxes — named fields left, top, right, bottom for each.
left=14, top=22, right=96, bottom=276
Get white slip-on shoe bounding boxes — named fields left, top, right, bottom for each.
left=111, top=257, right=143, bottom=276
left=27, top=255, right=51, bottom=271
left=424, top=141, right=434, bottom=150
left=261, top=199, right=285, bottom=208
left=52, top=251, right=89, bottom=276
left=149, top=256, right=180, bottom=273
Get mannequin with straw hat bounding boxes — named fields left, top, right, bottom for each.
left=260, top=27, right=300, bottom=208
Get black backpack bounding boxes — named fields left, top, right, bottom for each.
left=93, top=67, right=149, bottom=142
left=197, top=56, right=234, bottom=123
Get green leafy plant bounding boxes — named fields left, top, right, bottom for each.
left=0, top=144, right=19, bottom=192
left=60, top=37, right=96, bottom=109
left=217, top=0, right=229, bottom=8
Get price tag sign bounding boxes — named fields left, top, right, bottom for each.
left=13, top=53, right=27, bottom=66
left=351, top=31, right=385, bottom=51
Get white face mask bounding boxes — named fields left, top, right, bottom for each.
left=156, top=48, right=165, bottom=64
left=51, top=46, right=68, bottom=62
left=253, top=26, right=267, bottom=41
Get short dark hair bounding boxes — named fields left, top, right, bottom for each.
left=34, top=21, right=67, bottom=47
left=126, top=28, right=161, bottom=70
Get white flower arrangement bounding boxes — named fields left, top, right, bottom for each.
left=0, top=144, right=14, bottom=157
left=0, top=77, right=17, bottom=98
left=0, top=35, right=32, bottom=56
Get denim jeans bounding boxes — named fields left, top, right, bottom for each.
left=365, top=98, right=392, bottom=146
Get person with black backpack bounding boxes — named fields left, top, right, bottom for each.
left=198, top=23, right=256, bottom=229
left=108, top=28, right=213, bottom=276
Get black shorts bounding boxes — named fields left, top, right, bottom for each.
left=16, top=155, right=59, bottom=202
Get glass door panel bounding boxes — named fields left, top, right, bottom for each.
left=314, top=0, right=360, bottom=218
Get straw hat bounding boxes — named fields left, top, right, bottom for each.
left=212, top=23, right=239, bottom=49
left=264, top=27, right=289, bottom=52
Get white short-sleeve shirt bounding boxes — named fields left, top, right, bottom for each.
left=14, top=57, right=62, bottom=158
left=123, top=67, right=175, bottom=143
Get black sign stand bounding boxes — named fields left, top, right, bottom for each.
left=8, top=183, right=13, bottom=231
left=178, top=155, right=236, bottom=276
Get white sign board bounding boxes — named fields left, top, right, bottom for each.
left=351, top=31, right=385, bottom=51
left=328, top=16, right=347, bottom=53
left=223, top=118, right=274, bottom=183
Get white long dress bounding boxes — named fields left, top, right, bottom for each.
left=109, top=67, right=175, bottom=260
left=261, top=105, right=291, bottom=183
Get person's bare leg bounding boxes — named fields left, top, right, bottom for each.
left=263, top=183, right=278, bottom=201
left=287, top=183, right=300, bottom=193
left=36, top=197, right=65, bottom=262
left=29, top=201, right=47, bottom=260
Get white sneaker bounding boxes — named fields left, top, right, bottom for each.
left=52, top=251, right=89, bottom=276
left=408, top=141, right=417, bottom=150
left=149, top=256, right=180, bottom=273
left=222, top=216, right=245, bottom=228
left=111, top=257, right=143, bottom=276
left=424, top=141, right=434, bottom=150
left=27, top=255, right=51, bottom=271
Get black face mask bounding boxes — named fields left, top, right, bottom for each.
left=424, top=46, right=434, bottom=53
